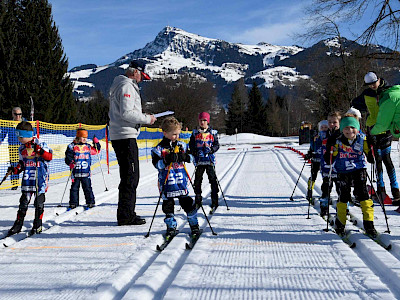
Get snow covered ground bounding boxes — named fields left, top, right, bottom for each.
left=2, top=133, right=400, bottom=299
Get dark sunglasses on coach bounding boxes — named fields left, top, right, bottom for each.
left=13, top=113, right=22, bottom=116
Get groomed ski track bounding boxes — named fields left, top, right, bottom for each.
left=1, top=141, right=400, bottom=299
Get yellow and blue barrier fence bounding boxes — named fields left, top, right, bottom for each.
left=0, top=119, right=191, bottom=190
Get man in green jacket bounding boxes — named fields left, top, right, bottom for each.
left=352, top=72, right=400, bottom=205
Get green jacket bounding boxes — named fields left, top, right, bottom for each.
left=370, top=85, right=400, bottom=137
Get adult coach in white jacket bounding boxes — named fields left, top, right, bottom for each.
left=109, top=60, right=156, bottom=226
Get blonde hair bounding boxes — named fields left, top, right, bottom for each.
left=161, top=117, right=182, bottom=132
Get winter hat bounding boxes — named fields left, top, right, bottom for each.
left=76, top=129, right=88, bottom=138
left=346, top=107, right=362, bottom=120
left=318, top=120, right=329, bottom=131
left=198, top=112, right=210, bottom=123
left=129, top=60, right=151, bottom=80
left=364, top=71, right=378, bottom=86
left=340, top=116, right=360, bottom=132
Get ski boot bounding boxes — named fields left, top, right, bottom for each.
left=190, top=224, right=201, bottom=236
left=67, top=204, right=77, bottom=211
left=210, top=197, right=219, bottom=212
left=8, top=218, right=24, bottom=236
left=335, top=218, right=345, bottom=236
left=30, top=219, right=43, bottom=235
left=164, top=214, right=177, bottom=239
left=319, top=197, right=328, bottom=217
left=86, top=203, right=95, bottom=209
left=391, top=187, right=400, bottom=206
left=363, top=220, right=377, bottom=238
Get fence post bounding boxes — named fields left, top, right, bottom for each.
left=105, top=125, right=110, bottom=174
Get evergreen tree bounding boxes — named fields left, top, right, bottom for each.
left=226, top=78, right=248, bottom=135
left=246, top=82, right=265, bottom=134
left=0, top=0, right=20, bottom=119
left=0, top=0, right=76, bottom=122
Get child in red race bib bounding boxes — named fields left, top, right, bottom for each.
left=65, top=129, right=101, bottom=210
left=7, top=121, right=53, bottom=236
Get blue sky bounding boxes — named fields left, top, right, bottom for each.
left=49, top=0, right=372, bottom=70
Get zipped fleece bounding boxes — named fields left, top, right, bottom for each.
left=108, top=75, right=151, bottom=140
left=371, top=85, right=400, bottom=138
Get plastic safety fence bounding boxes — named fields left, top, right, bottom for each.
left=137, top=127, right=191, bottom=160
left=0, top=119, right=191, bottom=190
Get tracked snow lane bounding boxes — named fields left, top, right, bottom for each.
left=163, top=148, right=394, bottom=299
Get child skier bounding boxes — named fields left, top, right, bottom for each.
left=151, top=117, right=200, bottom=238
left=189, top=112, right=220, bottom=211
left=305, top=120, right=329, bottom=203
left=324, top=115, right=377, bottom=237
left=65, top=129, right=101, bottom=209
left=319, top=111, right=341, bottom=216
left=7, top=121, right=53, bottom=236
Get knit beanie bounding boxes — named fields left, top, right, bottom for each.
left=198, top=112, right=210, bottom=123
left=340, top=117, right=360, bottom=132
left=318, top=120, right=328, bottom=131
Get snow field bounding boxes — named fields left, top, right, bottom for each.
left=1, top=135, right=400, bottom=299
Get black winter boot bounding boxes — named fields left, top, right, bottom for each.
left=391, top=187, right=400, bottom=205
left=363, top=220, right=377, bottom=238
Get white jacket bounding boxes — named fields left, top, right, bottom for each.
left=108, top=75, right=151, bottom=140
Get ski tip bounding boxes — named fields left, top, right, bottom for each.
left=156, top=245, right=162, bottom=251
left=386, top=244, right=392, bottom=250
left=185, top=243, right=192, bottom=250
left=350, top=243, right=356, bottom=248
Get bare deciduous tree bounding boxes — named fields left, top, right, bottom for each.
left=301, top=0, right=400, bottom=53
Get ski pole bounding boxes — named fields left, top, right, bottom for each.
left=208, top=158, right=229, bottom=210
left=183, top=162, right=217, bottom=236
left=290, top=159, right=307, bottom=201
left=323, top=146, right=334, bottom=232
left=369, top=146, right=390, bottom=233
left=96, top=148, right=108, bottom=191
left=58, top=169, right=73, bottom=207
left=0, top=170, right=12, bottom=186
left=145, top=162, right=172, bottom=238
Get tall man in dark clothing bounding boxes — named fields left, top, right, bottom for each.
left=108, top=60, right=156, bottom=225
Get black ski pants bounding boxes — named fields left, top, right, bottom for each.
left=194, top=165, right=219, bottom=202
left=17, top=192, right=45, bottom=221
left=162, top=195, right=195, bottom=215
left=112, top=138, right=140, bottom=224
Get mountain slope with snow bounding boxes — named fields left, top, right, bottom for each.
left=67, top=26, right=306, bottom=102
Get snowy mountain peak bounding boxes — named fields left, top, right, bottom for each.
left=68, top=26, right=306, bottom=101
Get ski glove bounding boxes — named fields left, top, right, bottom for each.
left=32, top=143, right=44, bottom=155
left=178, top=152, right=191, bottom=163
left=7, top=164, right=22, bottom=175
left=164, top=152, right=179, bottom=165
left=366, top=134, right=377, bottom=149
left=304, top=150, right=313, bottom=160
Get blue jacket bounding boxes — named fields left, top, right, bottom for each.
left=189, top=127, right=219, bottom=165
left=151, top=138, right=193, bottom=199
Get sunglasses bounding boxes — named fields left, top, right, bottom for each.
left=13, top=113, right=22, bottom=116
